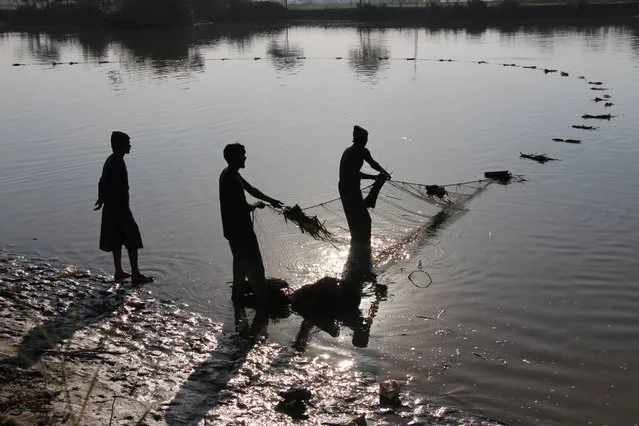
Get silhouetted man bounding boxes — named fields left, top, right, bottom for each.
left=339, top=125, right=391, bottom=247
left=219, top=143, right=283, bottom=310
left=95, top=131, right=152, bottom=285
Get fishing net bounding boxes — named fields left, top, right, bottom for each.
left=253, top=178, right=494, bottom=287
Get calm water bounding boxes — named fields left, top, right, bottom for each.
left=2, top=21, right=639, bottom=424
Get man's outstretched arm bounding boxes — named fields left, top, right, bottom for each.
left=363, top=149, right=391, bottom=179
left=359, top=172, right=378, bottom=180
left=241, top=177, right=283, bottom=208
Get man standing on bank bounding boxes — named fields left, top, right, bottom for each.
left=95, top=131, right=152, bottom=285
left=339, top=125, right=391, bottom=247
left=219, top=143, right=283, bottom=310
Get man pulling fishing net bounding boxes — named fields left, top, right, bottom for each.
left=339, top=125, right=391, bottom=248
left=219, top=143, right=283, bottom=313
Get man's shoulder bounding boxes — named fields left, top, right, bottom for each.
left=102, top=154, right=115, bottom=170
left=344, top=144, right=367, bottom=156
left=342, top=145, right=356, bottom=156
left=220, top=168, right=242, bottom=184
left=104, top=153, right=125, bottom=166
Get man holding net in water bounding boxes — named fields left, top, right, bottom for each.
left=339, top=125, right=391, bottom=248
left=219, top=143, right=283, bottom=312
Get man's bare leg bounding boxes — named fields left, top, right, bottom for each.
left=247, top=309, right=269, bottom=341
left=234, top=304, right=249, bottom=337
left=231, top=255, right=247, bottom=305
left=127, top=248, right=152, bottom=284
left=112, top=248, right=131, bottom=281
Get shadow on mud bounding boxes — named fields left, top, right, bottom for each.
left=164, top=304, right=271, bottom=425
left=1, top=256, right=141, bottom=368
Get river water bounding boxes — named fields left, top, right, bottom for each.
left=1, top=21, right=639, bottom=425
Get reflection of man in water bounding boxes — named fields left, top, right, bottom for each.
left=219, top=143, right=283, bottom=310
left=339, top=125, right=391, bottom=247
left=291, top=274, right=386, bottom=351
left=94, top=131, right=152, bottom=285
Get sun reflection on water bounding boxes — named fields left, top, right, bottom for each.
left=337, top=359, right=355, bottom=372
left=301, top=245, right=350, bottom=282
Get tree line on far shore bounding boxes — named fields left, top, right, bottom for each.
left=1, top=0, right=243, bottom=27
left=1, top=0, right=284, bottom=27
left=1, top=0, right=638, bottom=29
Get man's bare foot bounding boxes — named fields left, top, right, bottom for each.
left=114, top=271, right=131, bottom=281
left=132, top=274, right=153, bottom=285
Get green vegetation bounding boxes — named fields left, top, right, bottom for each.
left=0, top=0, right=637, bottom=28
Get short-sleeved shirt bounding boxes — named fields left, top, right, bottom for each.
left=219, top=167, right=254, bottom=240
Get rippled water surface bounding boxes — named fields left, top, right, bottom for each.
left=2, top=21, right=639, bottom=425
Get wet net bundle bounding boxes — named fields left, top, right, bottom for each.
left=254, top=178, right=494, bottom=286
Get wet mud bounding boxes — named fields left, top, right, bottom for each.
left=1, top=251, right=502, bottom=425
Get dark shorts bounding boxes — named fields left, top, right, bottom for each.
left=99, top=206, right=143, bottom=252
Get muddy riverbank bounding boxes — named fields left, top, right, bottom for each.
left=0, top=251, right=500, bottom=425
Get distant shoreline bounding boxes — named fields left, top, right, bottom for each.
left=1, top=1, right=638, bottom=31
left=286, top=1, right=639, bottom=23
